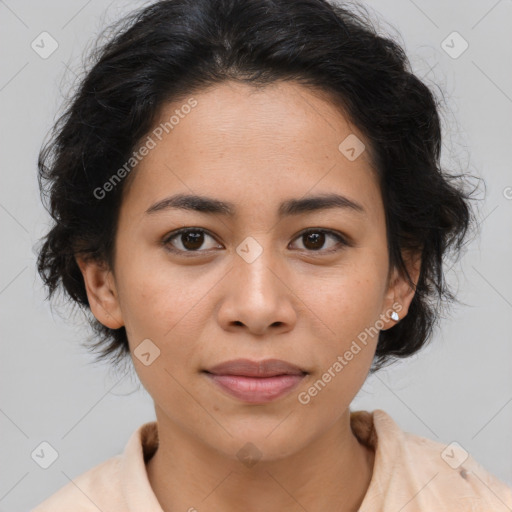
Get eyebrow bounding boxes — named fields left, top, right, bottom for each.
left=145, top=192, right=366, bottom=217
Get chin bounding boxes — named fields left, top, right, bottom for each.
left=208, top=421, right=312, bottom=463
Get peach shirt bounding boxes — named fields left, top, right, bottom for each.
left=31, top=409, right=512, bottom=511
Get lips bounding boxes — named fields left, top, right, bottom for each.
left=204, top=358, right=307, bottom=378
left=203, top=359, right=308, bottom=403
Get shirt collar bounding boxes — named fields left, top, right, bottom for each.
left=118, top=409, right=396, bottom=511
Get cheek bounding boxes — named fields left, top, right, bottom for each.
left=115, top=255, right=225, bottom=374
left=311, top=263, right=385, bottom=340
left=298, top=272, right=381, bottom=414
left=116, top=262, right=208, bottom=400
left=302, top=259, right=385, bottom=393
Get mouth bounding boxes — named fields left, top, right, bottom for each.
left=202, top=358, right=308, bottom=404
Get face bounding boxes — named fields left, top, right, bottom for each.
left=78, top=80, right=418, bottom=462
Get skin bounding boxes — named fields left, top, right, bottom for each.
left=77, top=80, right=420, bottom=512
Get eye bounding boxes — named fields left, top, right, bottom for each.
left=162, top=227, right=350, bottom=256
left=290, top=229, right=349, bottom=253
left=163, top=228, right=222, bottom=255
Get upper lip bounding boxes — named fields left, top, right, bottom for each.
left=204, top=358, right=307, bottom=377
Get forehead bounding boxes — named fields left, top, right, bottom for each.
left=121, top=80, right=382, bottom=220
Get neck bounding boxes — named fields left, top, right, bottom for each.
left=146, top=408, right=375, bottom=512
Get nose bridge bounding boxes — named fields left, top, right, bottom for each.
left=234, top=234, right=280, bottom=299
left=215, top=232, right=298, bottom=334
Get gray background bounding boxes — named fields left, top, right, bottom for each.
left=1, top=0, right=511, bottom=510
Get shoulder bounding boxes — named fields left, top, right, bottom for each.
left=30, top=421, right=159, bottom=511
left=30, top=455, right=123, bottom=511
left=357, top=409, right=512, bottom=511
left=403, top=427, right=512, bottom=510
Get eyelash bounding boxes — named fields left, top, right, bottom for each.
left=162, top=227, right=350, bottom=257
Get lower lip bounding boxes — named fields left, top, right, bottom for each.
left=205, top=373, right=306, bottom=403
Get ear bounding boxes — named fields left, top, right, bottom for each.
left=75, top=256, right=124, bottom=329
left=380, top=249, right=422, bottom=330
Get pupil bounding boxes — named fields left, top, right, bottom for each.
left=305, top=232, right=324, bottom=250
left=183, top=231, right=203, bottom=250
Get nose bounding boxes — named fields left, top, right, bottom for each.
left=216, top=241, right=297, bottom=336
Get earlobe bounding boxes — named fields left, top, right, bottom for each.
left=75, top=256, right=124, bottom=329
left=381, top=251, right=422, bottom=329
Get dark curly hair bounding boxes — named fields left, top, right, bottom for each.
left=36, top=0, right=478, bottom=374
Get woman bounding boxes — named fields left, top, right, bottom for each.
left=32, top=0, right=512, bottom=510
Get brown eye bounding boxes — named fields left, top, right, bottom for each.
left=163, top=227, right=349, bottom=257
left=163, top=228, right=221, bottom=254
left=291, top=229, right=348, bottom=253
left=180, top=231, right=204, bottom=250
left=302, top=231, right=325, bottom=250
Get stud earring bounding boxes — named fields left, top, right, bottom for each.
left=390, top=311, right=400, bottom=321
